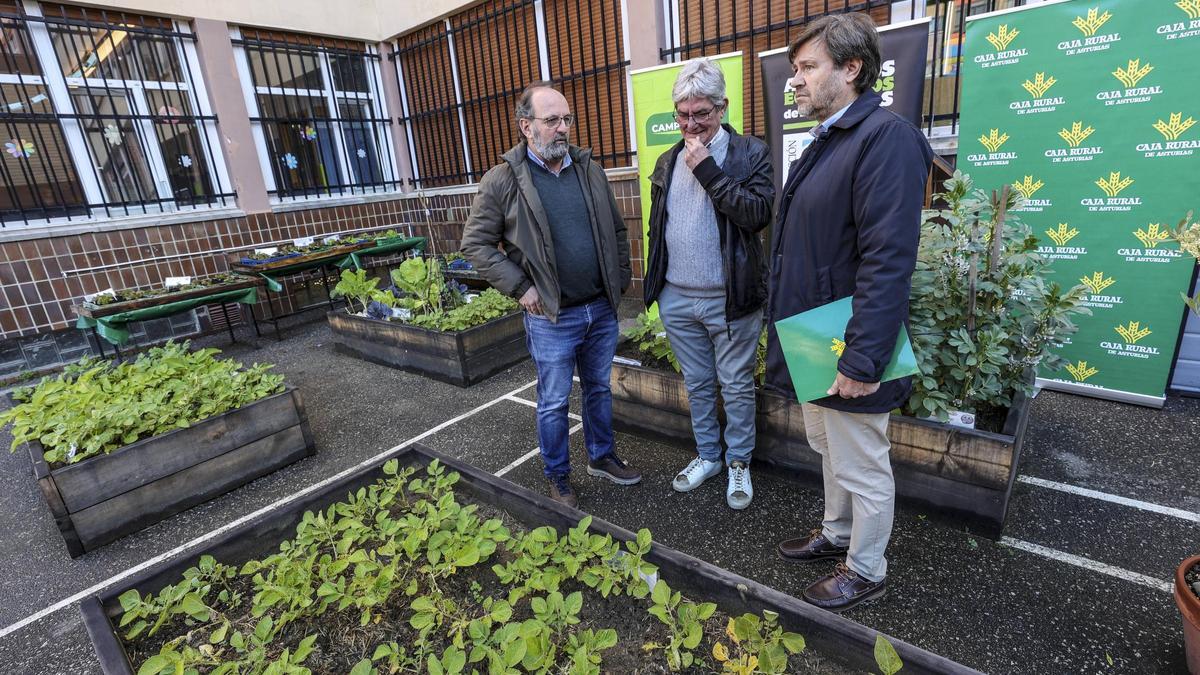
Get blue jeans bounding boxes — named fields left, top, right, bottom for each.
left=524, top=297, right=619, bottom=478
left=658, top=283, right=761, bottom=465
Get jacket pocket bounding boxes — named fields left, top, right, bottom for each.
left=816, top=266, right=834, bottom=304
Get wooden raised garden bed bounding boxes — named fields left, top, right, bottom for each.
left=20, top=387, right=316, bottom=557
left=74, top=276, right=261, bottom=319
left=610, top=360, right=1032, bottom=538
left=80, top=444, right=979, bottom=675
left=327, top=310, right=527, bottom=387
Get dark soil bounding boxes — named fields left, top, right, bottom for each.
left=615, top=343, right=679, bottom=375
left=122, top=492, right=853, bottom=674
left=973, top=401, right=1010, bottom=435
left=1187, top=561, right=1200, bottom=600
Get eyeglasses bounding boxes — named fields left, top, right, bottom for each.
left=673, top=105, right=723, bottom=124
left=529, top=114, right=576, bottom=128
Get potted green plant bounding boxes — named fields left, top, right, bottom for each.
left=326, top=258, right=527, bottom=386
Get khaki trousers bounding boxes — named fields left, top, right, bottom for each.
left=801, top=403, right=894, bottom=582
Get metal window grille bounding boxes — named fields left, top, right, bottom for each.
left=393, top=0, right=631, bottom=190
left=233, top=28, right=400, bottom=200
left=0, top=1, right=233, bottom=227
left=660, top=0, right=893, bottom=141
left=661, top=0, right=1032, bottom=141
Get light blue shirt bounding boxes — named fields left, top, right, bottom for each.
left=526, top=145, right=572, bottom=176
left=812, top=101, right=854, bottom=138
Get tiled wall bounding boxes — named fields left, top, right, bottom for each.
left=0, top=172, right=644, bottom=376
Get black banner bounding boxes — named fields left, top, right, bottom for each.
left=760, top=17, right=932, bottom=197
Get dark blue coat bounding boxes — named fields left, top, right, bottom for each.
left=764, top=91, right=933, bottom=413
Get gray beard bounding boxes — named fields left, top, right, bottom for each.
left=532, top=135, right=569, bottom=162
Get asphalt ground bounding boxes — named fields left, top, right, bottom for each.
left=0, top=304, right=1195, bottom=674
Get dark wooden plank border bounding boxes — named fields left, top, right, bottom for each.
left=80, top=444, right=980, bottom=675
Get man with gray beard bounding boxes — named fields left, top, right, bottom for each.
left=462, top=82, right=637, bottom=508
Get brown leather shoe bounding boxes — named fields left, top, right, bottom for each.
left=777, top=529, right=848, bottom=563
left=802, top=563, right=887, bottom=612
left=548, top=474, right=578, bottom=508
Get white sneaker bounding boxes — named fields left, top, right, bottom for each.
left=727, top=461, right=753, bottom=510
left=672, top=456, right=723, bottom=492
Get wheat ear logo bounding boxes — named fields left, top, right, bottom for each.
left=978, top=129, right=1010, bottom=152
left=986, top=25, right=1020, bottom=51
left=1045, top=224, right=1079, bottom=246
left=1134, top=224, right=1172, bottom=248
left=1073, top=8, right=1112, bottom=37
left=1115, top=321, right=1152, bottom=344
left=1022, top=72, right=1057, bottom=98
left=1058, top=122, right=1095, bottom=148
left=1096, top=171, right=1133, bottom=197
left=1178, top=0, right=1200, bottom=20
left=1066, top=361, right=1099, bottom=382
left=1013, top=176, right=1045, bottom=199
left=1080, top=272, right=1115, bottom=294
left=830, top=338, right=846, bottom=358
left=1154, top=112, right=1196, bottom=141
left=1112, top=59, right=1153, bottom=88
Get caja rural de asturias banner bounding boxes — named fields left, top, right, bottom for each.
left=758, top=17, right=932, bottom=197
left=629, top=53, right=745, bottom=316
left=957, top=0, right=1199, bottom=406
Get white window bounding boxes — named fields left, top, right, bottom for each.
left=231, top=27, right=399, bottom=202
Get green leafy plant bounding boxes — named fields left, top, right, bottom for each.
left=711, top=610, right=805, bottom=674
left=117, top=459, right=806, bottom=674
left=644, top=579, right=717, bottom=670
left=87, top=273, right=245, bottom=307
left=332, top=268, right=381, bottom=314
left=408, top=288, right=518, bottom=332
left=1169, top=211, right=1200, bottom=315
left=874, top=634, right=904, bottom=675
left=0, top=342, right=285, bottom=465
left=623, top=312, right=680, bottom=372
left=391, top=257, right=445, bottom=314
left=906, top=172, right=1090, bottom=422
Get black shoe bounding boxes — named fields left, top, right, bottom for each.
left=802, top=563, right=887, bottom=612
left=777, top=528, right=849, bottom=563
left=548, top=474, right=578, bottom=508
left=586, top=453, right=642, bottom=485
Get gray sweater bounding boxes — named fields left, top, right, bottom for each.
left=664, top=126, right=729, bottom=294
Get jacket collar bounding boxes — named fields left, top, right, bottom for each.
left=828, top=90, right=882, bottom=131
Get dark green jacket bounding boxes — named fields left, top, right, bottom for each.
left=461, top=141, right=632, bottom=322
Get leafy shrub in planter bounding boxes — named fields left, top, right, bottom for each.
left=905, top=173, right=1090, bottom=423
left=118, top=459, right=816, bottom=675
left=0, top=342, right=284, bottom=466
left=334, top=260, right=518, bottom=333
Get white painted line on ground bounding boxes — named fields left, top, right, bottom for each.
left=503, top=394, right=583, bottom=422
left=1018, top=475, right=1200, bottom=523
left=495, top=422, right=584, bottom=478
left=999, top=537, right=1172, bottom=594
left=0, top=378, right=540, bottom=640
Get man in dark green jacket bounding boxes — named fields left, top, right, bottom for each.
left=462, top=82, right=637, bottom=509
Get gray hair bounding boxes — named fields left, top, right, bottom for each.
left=671, top=58, right=726, bottom=107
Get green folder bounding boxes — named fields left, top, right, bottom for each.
left=773, top=296, right=919, bottom=403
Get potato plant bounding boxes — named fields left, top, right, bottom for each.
left=120, top=460, right=818, bottom=675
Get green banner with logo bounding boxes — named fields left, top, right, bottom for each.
left=629, top=53, right=744, bottom=315
left=958, top=0, right=1200, bottom=406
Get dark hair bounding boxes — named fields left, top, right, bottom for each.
left=515, top=80, right=558, bottom=120
left=787, top=13, right=881, bottom=94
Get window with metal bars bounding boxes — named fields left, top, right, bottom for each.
left=232, top=28, right=399, bottom=201
left=0, top=1, right=232, bottom=227
left=392, top=0, right=631, bottom=190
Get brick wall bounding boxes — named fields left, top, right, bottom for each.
left=0, top=170, right=644, bottom=376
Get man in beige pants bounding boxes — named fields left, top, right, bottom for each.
left=762, top=13, right=933, bottom=612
